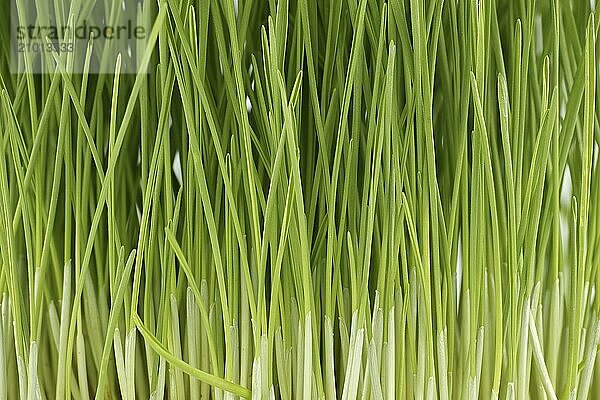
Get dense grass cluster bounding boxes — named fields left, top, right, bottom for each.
left=1, top=0, right=600, bottom=398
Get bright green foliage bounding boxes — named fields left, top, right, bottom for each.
left=1, top=0, right=600, bottom=399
